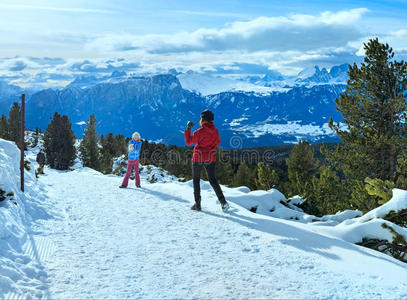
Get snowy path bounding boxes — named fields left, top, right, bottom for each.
left=29, top=168, right=407, bottom=298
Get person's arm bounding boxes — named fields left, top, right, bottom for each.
left=184, top=129, right=199, bottom=145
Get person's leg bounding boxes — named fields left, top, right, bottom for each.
left=204, top=162, right=227, bottom=205
left=121, top=160, right=133, bottom=187
left=134, top=159, right=141, bottom=187
left=192, top=162, right=203, bottom=208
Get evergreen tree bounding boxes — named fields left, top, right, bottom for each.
left=99, top=149, right=113, bottom=174
left=215, top=149, right=234, bottom=185
left=101, top=133, right=117, bottom=157
left=80, top=114, right=100, bottom=170
left=43, top=112, right=76, bottom=170
left=0, top=114, right=9, bottom=140
left=348, top=179, right=378, bottom=212
left=232, top=162, right=256, bottom=189
left=304, top=167, right=348, bottom=216
left=395, top=150, right=407, bottom=189
left=115, top=134, right=128, bottom=157
left=256, top=162, right=278, bottom=190
left=286, top=140, right=316, bottom=196
left=364, top=177, right=395, bottom=205
left=329, top=38, right=407, bottom=181
left=8, top=102, right=21, bottom=146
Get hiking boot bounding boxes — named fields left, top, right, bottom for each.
left=136, top=185, right=141, bottom=188
left=119, top=185, right=127, bottom=188
left=191, top=203, right=201, bottom=211
left=221, top=202, right=230, bottom=212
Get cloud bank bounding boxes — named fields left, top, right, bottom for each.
left=1, top=8, right=406, bottom=89
left=86, top=8, right=368, bottom=54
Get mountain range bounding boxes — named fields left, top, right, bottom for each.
left=0, top=65, right=349, bottom=147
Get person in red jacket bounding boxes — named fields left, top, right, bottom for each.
left=185, top=109, right=230, bottom=212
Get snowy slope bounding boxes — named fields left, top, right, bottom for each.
left=1, top=140, right=407, bottom=298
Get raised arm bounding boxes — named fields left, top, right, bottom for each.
left=184, top=129, right=199, bottom=145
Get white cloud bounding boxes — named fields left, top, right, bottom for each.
left=4, top=8, right=407, bottom=89
left=85, top=8, right=368, bottom=54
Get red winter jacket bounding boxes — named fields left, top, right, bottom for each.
left=184, top=122, right=220, bottom=162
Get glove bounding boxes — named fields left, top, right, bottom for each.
left=187, top=121, right=194, bottom=130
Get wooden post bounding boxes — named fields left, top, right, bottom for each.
left=20, top=94, right=25, bottom=192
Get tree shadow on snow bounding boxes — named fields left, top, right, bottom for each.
left=201, top=210, right=406, bottom=267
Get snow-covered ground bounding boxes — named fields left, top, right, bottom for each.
left=1, top=138, right=407, bottom=298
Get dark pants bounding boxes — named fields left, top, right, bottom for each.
left=193, top=161, right=226, bottom=205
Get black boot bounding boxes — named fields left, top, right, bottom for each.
left=191, top=203, right=201, bottom=211
left=191, top=193, right=201, bottom=211
left=219, top=197, right=229, bottom=212
left=221, top=201, right=230, bottom=212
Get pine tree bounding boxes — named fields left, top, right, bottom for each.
left=8, top=102, right=21, bottom=146
left=348, top=179, right=379, bottom=212
left=215, top=148, right=234, bottom=185
left=232, top=162, right=256, bottom=189
left=329, top=38, right=407, bottom=181
left=304, top=167, right=348, bottom=216
left=80, top=114, right=100, bottom=170
left=286, top=140, right=316, bottom=196
left=101, top=133, right=117, bottom=157
left=0, top=114, right=9, bottom=140
left=364, top=177, right=395, bottom=205
left=255, top=162, right=278, bottom=190
left=99, top=149, right=113, bottom=174
left=43, top=112, right=76, bottom=170
left=115, top=134, right=128, bottom=156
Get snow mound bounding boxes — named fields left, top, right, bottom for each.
left=0, top=138, right=51, bottom=298
left=360, top=188, right=407, bottom=221
left=322, top=218, right=407, bottom=244
left=235, top=186, right=250, bottom=193
left=314, top=210, right=363, bottom=226
left=225, top=188, right=308, bottom=220
left=314, top=189, right=407, bottom=247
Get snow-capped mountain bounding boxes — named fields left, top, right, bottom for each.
left=176, top=71, right=285, bottom=96
left=0, top=64, right=349, bottom=146
left=177, top=64, right=349, bottom=94
left=0, top=80, right=23, bottom=113
left=296, top=64, right=349, bottom=86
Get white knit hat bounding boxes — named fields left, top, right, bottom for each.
left=132, top=132, right=141, bottom=139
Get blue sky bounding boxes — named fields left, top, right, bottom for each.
left=0, top=0, right=406, bottom=87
